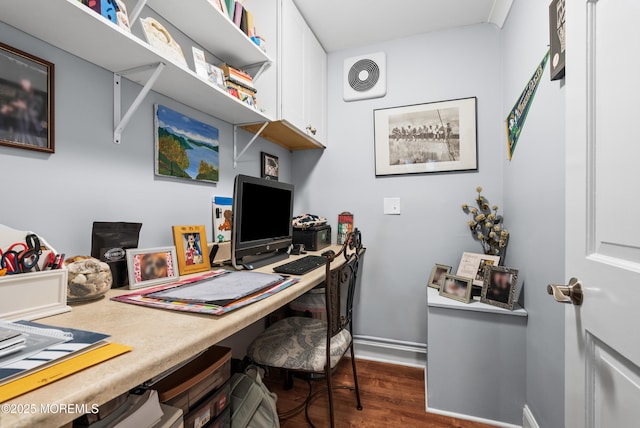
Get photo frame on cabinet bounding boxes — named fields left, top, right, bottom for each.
left=126, top=246, right=179, bottom=290
left=481, top=265, right=519, bottom=310
left=456, top=252, right=501, bottom=287
left=428, top=264, right=451, bottom=290
left=439, top=274, right=473, bottom=303
left=0, top=43, right=54, bottom=153
left=373, top=97, right=477, bottom=176
left=172, top=225, right=211, bottom=275
left=261, top=152, right=279, bottom=181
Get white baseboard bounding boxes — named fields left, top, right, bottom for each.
left=352, top=335, right=426, bottom=368
left=523, top=405, right=540, bottom=428
left=428, top=407, right=522, bottom=428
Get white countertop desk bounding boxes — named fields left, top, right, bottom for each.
left=1, top=247, right=341, bottom=428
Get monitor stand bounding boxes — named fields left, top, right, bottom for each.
left=235, top=250, right=289, bottom=270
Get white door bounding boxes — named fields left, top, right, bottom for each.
left=564, top=0, right=640, bottom=427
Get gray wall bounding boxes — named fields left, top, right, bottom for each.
left=0, top=20, right=291, bottom=255
left=500, top=1, right=566, bottom=427
left=292, top=24, right=504, bottom=344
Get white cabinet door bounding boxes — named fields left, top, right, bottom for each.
left=280, top=0, right=306, bottom=132
left=564, top=0, right=640, bottom=427
left=304, top=30, right=326, bottom=144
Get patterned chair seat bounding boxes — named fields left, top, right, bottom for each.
left=248, top=316, right=351, bottom=372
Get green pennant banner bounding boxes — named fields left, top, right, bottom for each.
left=506, top=50, right=550, bottom=160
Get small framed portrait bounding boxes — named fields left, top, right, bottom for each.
left=481, top=266, right=519, bottom=310
left=261, top=152, right=279, bottom=181
left=0, top=43, right=54, bottom=153
left=428, top=264, right=451, bottom=290
left=172, top=225, right=211, bottom=275
left=126, top=246, right=179, bottom=290
left=439, top=274, right=473, bottom=303
left=456, top=252, right=501, bottom=287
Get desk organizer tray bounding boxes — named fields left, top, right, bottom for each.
left=0, top=270, right=70, bottom=321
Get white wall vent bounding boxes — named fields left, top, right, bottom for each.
left=343, top=51, right=386, bottom=102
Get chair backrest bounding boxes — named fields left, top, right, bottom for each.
left=323, top=232, right=364, bottom=340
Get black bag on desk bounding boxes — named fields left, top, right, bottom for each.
left=91, top=222, right=142, bottom=288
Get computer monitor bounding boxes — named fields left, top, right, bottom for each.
left=231, top=174, right=294, bottom=269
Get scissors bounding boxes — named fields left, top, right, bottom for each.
left=0, top=234, right=42, bottom=274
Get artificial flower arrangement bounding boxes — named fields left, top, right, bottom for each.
left=462, top=186, right=509, bottom=257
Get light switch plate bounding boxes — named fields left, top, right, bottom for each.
left=383, top=197, right=401, bottom=215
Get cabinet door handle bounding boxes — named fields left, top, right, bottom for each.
left=306, top=125, right=317, bottom=135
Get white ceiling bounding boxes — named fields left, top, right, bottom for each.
left=293, top=0, right=513, bottom=52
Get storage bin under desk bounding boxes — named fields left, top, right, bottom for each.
left=426, top=288, right=527, bottom=426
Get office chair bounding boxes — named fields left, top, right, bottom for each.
left=247, top=231, right=364, bottom=427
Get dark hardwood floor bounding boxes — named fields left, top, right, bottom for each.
left=263, top=358, right=496, bottom=428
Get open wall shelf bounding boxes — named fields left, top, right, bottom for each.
left=0, top=0, right=272, bottom=134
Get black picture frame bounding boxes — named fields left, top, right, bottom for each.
left=0, top=43, right=55, bottom=153
left=261, top=152, right=279, bottom=181
left=373, top=97, right=477, bottom=176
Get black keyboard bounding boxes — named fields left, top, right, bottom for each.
left=273, top=255, right=327, bottom=275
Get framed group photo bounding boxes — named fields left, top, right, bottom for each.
left=373, top=97, right=477, bottom=176
left=126, top=246, right=179, bottom=290
left=439, top=274, right=473, bottom=303
left=481, top=265, right=519, bottom=310
left=172, top=225, right=211, bottom=275
left=0, top=43, right=54, bottom=153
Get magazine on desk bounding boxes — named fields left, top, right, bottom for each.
left=112, top=269, right=300, bottom=315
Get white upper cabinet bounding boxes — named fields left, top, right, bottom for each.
left=247, top=0, right=327, bottom=149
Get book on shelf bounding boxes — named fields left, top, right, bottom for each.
left=226, top=83, right=257, bottom=108
left=240, top=5, right=248, bottom=34
left=246, top=9, right=255, bottom=38
left=233, top=1, right=244, bottom=28
left=225, top=0, right=235, bottom=20
left=219, top=63, right=255, bottom=91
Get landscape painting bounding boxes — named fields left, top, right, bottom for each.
left=155, top=104, right=219, bottom=183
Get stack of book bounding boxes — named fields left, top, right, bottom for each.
left=211, top=0, right=258, bottom=39
left=220, top=63, right=257, bottom=108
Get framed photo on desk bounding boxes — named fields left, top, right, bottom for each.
left=172, top=225, right=211, bottom=275
left=126, top=246, right=179, bottom=290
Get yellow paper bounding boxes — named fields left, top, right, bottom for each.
left=0, top=343, right=132, bottom=402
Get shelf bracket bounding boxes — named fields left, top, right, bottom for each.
left=113, top=62, right=165, bottom=144
left=128, top=0, right=149, bottom=24
left=234, top=121, right=269, bottom=168
left=252, top=60, right=272, bottom=83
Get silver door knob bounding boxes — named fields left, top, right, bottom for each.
left=306, top=125, right=317, bottom=135
left=547, top=278, right=583, bottom=305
